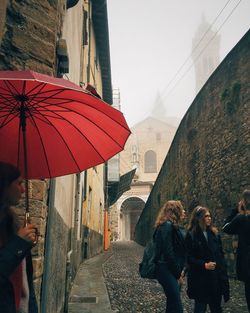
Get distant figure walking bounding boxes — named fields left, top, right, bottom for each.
left=222, top=189, right=250, bottom=312
left=185, top=206, right=229, bottom=313
left=0, top=162, right=38, bottom=313
left=154, top=200, right=186, bottom=313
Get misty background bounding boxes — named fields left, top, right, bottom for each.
left=107, top=0, right=250, bottom=127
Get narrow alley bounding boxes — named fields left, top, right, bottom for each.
left=69, top=241, right=248, bottom=313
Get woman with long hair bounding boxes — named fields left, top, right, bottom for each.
left=154, top=200, right=186, bottom=313
left=186, top=206, right=229, bottom=313
left=0, top=161, right=38, bottom=313
left=222, top=189, right=250, bottom=311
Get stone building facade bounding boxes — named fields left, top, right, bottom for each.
left=0, top=1, right=112, bottom=312
left=110, top=117, right=177, bottom=240
left=135, top=30, right=250, bottom=274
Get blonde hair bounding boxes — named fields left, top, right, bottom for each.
left=188, top=205, right=218, bottom=234
left=155, top=200, right=184, bottom=227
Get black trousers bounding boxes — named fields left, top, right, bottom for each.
left=156, top=263, right=183, bottom=313
left=245, top=279, right=250, bottom=312
left=194, top=295, right=222, bottom=313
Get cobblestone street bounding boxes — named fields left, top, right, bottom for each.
left=103, top=241, right=248, bottom=313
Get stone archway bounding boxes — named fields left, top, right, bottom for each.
left=120, top=197, right=145, bottom=241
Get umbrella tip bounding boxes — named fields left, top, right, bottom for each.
left=15, top=95, right=29, bottom=102
left=86, top=84, right=102, bottom=99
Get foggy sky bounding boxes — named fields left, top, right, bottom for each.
left=107, top=0, right=250, bottom=127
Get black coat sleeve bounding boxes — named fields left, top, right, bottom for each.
left=222, top=212, right=244, bottom=235
left=0, top=234, right=32, bottom=287
left=158, top=222, right=182, bottom=279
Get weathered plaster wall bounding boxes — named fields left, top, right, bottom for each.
left=135, top=30, right=250, bottom=274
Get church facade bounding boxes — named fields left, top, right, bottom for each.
left=110, top=116, right=177, bottom=240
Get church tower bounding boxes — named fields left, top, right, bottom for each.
left=192, top=16, right=221, bottom=93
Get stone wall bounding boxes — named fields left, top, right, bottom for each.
left=15, top=179, right=48, bottom=305
left=0, top=0, right=65, bottom=307
left=0, top=0, right=65, bottom=74
left=135, top=30, right=250, bottom=274
left=82, top=225, right=103, bottom=259
left=40, top=208, right=69, bottom=313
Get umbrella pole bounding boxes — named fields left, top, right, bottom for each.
left=20, top=103, right=30, bottom=218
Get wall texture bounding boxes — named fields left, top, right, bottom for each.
left=0, top=0, right=65, bottom=306
left=0, top=1, right=111, bottom=311
left=135, top=30, right=250, bottom=274
left=0, top=0, right=64, bottom=74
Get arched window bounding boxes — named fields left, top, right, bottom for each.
left=144, top=150, right=157, bottom=173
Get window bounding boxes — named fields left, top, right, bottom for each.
left=87, top=187, right=92, bottom=225
left=82, top=171, right=87, bottom=201
left=144, top=150, right=157, bottom=173
left=83, top=10, right=88, bottom=45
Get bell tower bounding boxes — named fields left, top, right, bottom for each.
left=192, top=16, right=221, bottom=94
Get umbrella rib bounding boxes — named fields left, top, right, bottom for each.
left=31, top=101, right=125, bottom=150
left=30, top=96, right=129, bottom=144
left=0, top=111, right=19, bottom=128
left=3, top=80, right=20, bottom=96
left=0, top=87, right=21, bottom=128
left=27, top=88, right=68, bottom=110
left=27, top=109, right=84, bottom=173
left=27, top=87, right=129, bottom=132
left=27, top=86, right=68, bottom=97
left=1, top=82, right=128, bottom=132
left=27, top=111, right=52, bottom=177
left=25, top=81, right=48, bottom=97
left=31, top=107, right=108, bottom=163
left=0, top=90, right=18, bottom=99
left=17, top=119, right=22, bottom=169
left=0, top=87, right=20, bottom=108
left=30, top=98, right=74, bottom=109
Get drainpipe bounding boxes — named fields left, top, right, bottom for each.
left=87, top=0, right=91, bottom=83
left=40, top=178, right=56, bottom=313
left=104, top=163, right=109, bottom=250
left=64, top=249, right=73, bottom=312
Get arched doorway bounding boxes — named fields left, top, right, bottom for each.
left=120, top=197, right=145, bottom=240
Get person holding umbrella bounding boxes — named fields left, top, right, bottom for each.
left=0, top=161, right=38, bottom=313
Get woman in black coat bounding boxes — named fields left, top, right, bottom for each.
left=0, top=162, right=38, bottom=313
left=155, top=200, right=186, bottom=313
left=222, top=189, right=250, bottom=312
left=185, top=206, right=229, bottom=313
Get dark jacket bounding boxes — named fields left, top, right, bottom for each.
left=222, top=209, right=250, bottom=281
left=155, top=221, right=186, bottom=279
left=185, top=228, right=229, bottom=303
left=0, top=234, right=38, bottom=313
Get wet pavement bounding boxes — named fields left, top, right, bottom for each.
left=69, top=241, right=249, bottom=313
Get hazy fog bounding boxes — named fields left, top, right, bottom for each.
left=107, top=0, right=250, bottom=127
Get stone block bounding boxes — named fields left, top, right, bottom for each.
left=31, top=237, right=45, bottom=257
left=12, top=28, right=55, bottom=65
left=31, top=180, right=48, bottom=202
left=32, top=256, right=44, bottom=279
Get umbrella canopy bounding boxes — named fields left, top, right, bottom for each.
left=0, top=70, right=131, bottom=179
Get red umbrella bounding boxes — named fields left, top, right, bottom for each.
left=0, top=70, right=130, bottom=213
